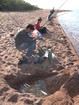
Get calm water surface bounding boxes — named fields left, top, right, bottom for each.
left=57, top=10, right=79, bottom=56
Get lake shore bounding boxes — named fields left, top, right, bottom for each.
left=0, top=10, right=79, bottom=105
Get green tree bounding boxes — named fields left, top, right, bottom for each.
left=0, top=0, right=39, bottom=11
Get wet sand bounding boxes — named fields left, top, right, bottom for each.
left=0, top=10, right=79, bottom=105
left=66, top=32, right=79, bottom=56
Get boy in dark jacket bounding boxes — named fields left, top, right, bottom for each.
left=15, top=24, right=43, bottom=64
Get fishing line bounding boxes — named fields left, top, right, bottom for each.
left=7, top=12, right=21, bottom=28
left=0, top=3, right=22, bottom=28
left=71, top=34, right=79, bottom=43
left=42, top=0, right=69, bottom=26
left=56, top=0, right=69, bottom=12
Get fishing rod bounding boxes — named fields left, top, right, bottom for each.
left=8, top=12, right=21, bottom=28
left=56, top=0, right=69, bottom=12
left=42, top=0, right=69, bottom=27
left=0, top=3, right=22, bottom=28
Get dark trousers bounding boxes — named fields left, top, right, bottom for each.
left=39, top=27, right=47, bottom=34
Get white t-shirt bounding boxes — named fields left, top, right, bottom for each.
left=32, top=29, right=42, bottom=39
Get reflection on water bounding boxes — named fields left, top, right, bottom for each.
left=57, top=10, right=79, bottom=56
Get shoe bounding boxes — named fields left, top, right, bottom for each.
left=18, top=59, right=24, bottom=65
left=23, top=56, right=32, bottom=64
left=18, top=57, right=32, bottom=65
left=10, top=34, right=14, bottom=37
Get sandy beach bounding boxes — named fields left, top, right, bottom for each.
left=0, top=10, right=79, bottom=105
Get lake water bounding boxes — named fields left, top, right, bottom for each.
left=57, top=10, right=79, bottom=56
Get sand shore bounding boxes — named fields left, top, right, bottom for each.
left=0, top=10, right=79, bottom=105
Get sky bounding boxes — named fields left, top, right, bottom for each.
left=24, top=0, right=79, bottom=10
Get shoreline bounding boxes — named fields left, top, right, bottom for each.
left=0, top=10, right=79, bottom=105
left=57, top=18, right=79, bottom=57
left=57, top=12, right=79, bottom=57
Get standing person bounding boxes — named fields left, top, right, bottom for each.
left=34, top=17, right=47, bottom=34
left=15, top=24, right=43, bottom=64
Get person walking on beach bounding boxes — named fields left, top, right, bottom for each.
left=34, top=17, right=47, bottom=34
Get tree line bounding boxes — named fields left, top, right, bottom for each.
left=0, top=0, right=39, bottom=11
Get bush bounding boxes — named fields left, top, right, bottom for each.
left=0, top=0, right=39, bottom=11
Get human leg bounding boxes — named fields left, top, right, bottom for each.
left=39, top=27, right=47, bottom=34
left=18, top=42, right=36, bottom=65
left=26, top=42, right=36, bottom=57
left=17, top=43, right=32, bottom=65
